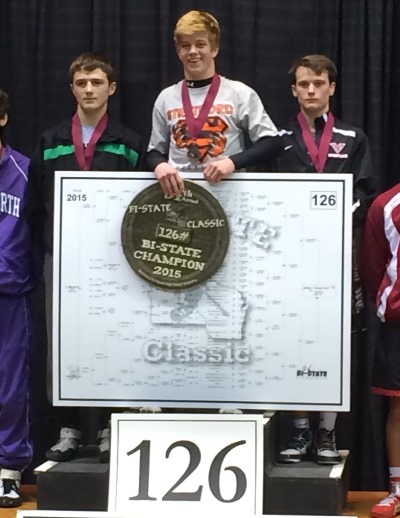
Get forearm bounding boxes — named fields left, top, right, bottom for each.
left=229, top=136, right=284, bottom=170
left=146, top=149, right=168, bottom=171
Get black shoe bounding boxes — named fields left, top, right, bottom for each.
left=0, top=475, right=22, bottom=508
left=277, top=427, right=312, bottom=463
left=314, top=428, right=342, bottom=465
left=46, top=427, right=82, bottom=462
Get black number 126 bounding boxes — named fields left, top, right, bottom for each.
left=310, top=191, right=337, bottom=208
left=127, top=439, right=247, bottom=502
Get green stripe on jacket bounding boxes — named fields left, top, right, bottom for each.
left=44, top=144, right=74, bottom=160
left=96, top=143, right=139, bottom=166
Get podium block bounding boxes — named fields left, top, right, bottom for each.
left=36, top=447, right=108, bottom=511
left=263, top=451, right=349, bottom=515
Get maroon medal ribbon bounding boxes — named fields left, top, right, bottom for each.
left=297, top=111, right=334, bottom=172
left=181, top=74, right=221, bottom=139
left=71, top=112, right=108, bottom=171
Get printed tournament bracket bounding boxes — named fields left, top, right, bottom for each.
left=52, top=171, right=352, bottom=410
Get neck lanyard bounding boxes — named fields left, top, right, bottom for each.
left=297, top=111, right=334, bottom=172
left=71, top=112, right=108, bottom=171
left=181, top=74, right=221, bottom=138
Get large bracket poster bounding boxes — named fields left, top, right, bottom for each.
left=53, top=172, right=352, bottom=410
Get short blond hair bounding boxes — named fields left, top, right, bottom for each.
left=174, top=11, right=220, bottom=48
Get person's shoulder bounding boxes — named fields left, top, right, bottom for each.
left=39, top=118, right=71, bottom=143
left=155, top=80, right=183, bottom=101
left=5, top=146, right=30, bottom=172
left=220, top=76, right=256, bottom=95
left=371, top=183, right=400, bottom=212
left=332, top=117, right=367, bottom=139
left=106, top=118, right=142, bottom=148
left=278, top=117, right=298, bottom=136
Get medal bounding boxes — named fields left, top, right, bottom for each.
left=187, top=142, right=202, bottom=161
